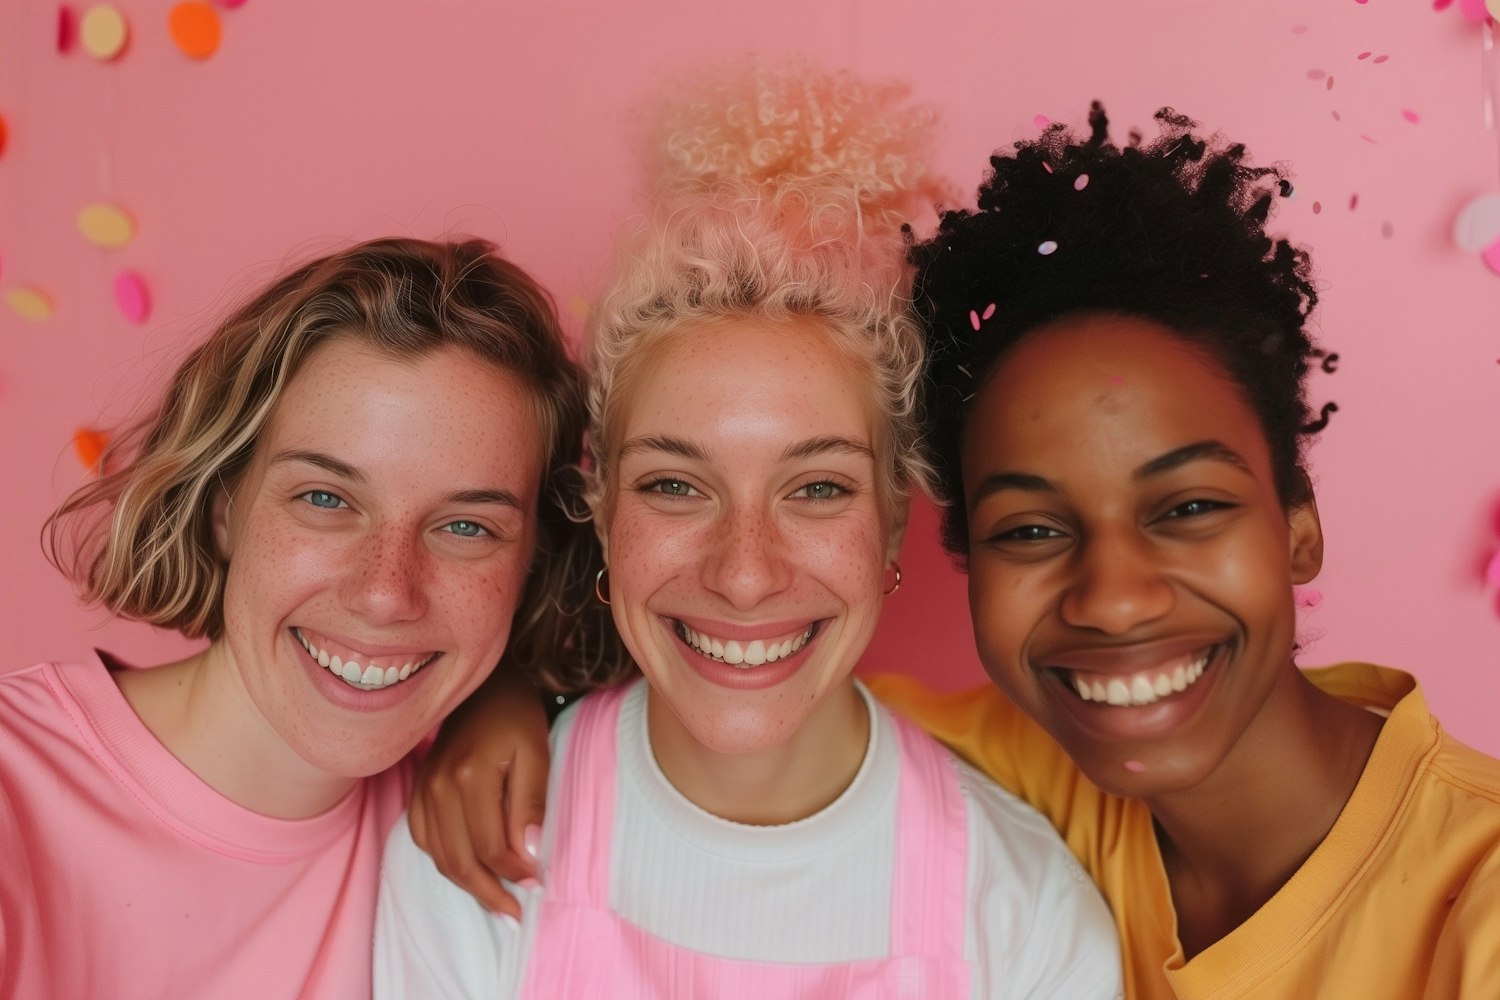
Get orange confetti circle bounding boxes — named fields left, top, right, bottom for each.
left=169, top=2, right=221, bottom=60
left=73, top=429, right=111, bottom=475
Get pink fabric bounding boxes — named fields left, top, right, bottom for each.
left=519, top=686, right=971, bottom=998
left=0, top=655, right=413, bottom=999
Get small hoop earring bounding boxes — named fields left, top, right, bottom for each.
left=883, top=562, right=902, bottom=597
left=594, top=567, right=611, bottom=605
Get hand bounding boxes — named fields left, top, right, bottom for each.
left=408, top=669, right=551, bottom=919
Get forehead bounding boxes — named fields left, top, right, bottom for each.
left=966, top=313, right=1268, bottom=470
left=261, top=338, right=544, bottom=485
left=621, top=316, right=875, bottom=441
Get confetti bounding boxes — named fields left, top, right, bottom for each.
left=1483, top=236, right=1500, bottom=276
left=1307, top=68, right=1327, bottom=79
left=168, top=2, right=221, bottom=59
left=1358, top=51, right=1372, bottom=59
left=72, top=428, right=110, bottom=474
left=1042, top=162, right=1053, bottom=174
left=0, top=114, right=7, bottom=157
left=1295, top=587, right=1324, bottom=609
left=58, top=6, right=75, bottom=52
left=1032, top=114, right=1050, bottom=128
left=1373, top=54, right=1390, bottom=63
left=1327, top=75, right=1335, bottom=90
left=1313, top=201, right=1323, bottom=214
left=1331, top=110, right=1342, bottom=121
left=215, top=0, right=248, bottom=6
left=1291, top=23, right=1309, bottom=33
left=6, top=287, right=53, bottom=321
left=1361, top=134, right=1378, bottom=144
left=1401, top=109, right=1420, bottom=123
left=1486, top=550, right=1500, bottom=589
left=1434, top=0, right=1454, bottom=9
left=981, top=303, right=996, bottom=320
left=80, top=5, right=128, bottom=60
left=1459, top=0, right=1490, bottom=23
left=114, top=270, right=150, bottom=323
left=78, top=202, right=134, bottom=247
left=1381, top=221, right=1395, bottom=238
left=1350, top=193, right=1360, bottom=210
left=1074, top=173, right=1089, bottom=191
left=969, top=309, right=981, bottom=331
left=1037, top=240, right=1058, bottom=255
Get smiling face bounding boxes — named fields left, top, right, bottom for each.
left=211, top=338, right=543, bottom=779
left=602, top=315, right=899, bottom=757
left=962, top=313, right=1322, bottom=797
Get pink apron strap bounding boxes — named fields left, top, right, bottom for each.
left=886, top=713, right=968, bottom=960
left=542, top=684, right=629, bottom=906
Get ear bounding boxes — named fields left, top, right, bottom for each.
left=885, top=496, right=911, bottom=565
left=1287, top=491, right=1324, bottom=585
left=210, top=482, right=234, bottom=560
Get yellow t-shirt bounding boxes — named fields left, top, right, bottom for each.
left=867, top=663, right=1500, bottom=1000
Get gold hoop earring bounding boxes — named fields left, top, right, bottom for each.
left=883, top=562, right=902, bottom=597
left=594, top=567, right=611, bottom=605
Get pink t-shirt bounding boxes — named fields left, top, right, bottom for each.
left=0, top=653, right=412, bottom=999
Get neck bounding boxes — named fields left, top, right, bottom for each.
left=115, top=644, right=358, bottom=819
left=1146, top=668, right=1384, bottom=957
left=645, top=681, right=870, bottom=825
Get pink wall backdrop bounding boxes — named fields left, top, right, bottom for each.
left=3, top=0, right=1498, bottom=751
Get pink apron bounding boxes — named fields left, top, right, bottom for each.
left=519, top=685, right=972, bottom=999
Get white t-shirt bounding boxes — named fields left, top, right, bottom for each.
left=376, top=680, right=1121, bottom=998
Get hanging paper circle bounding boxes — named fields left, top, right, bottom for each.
left=78, top=203, right=135, bottom=248
left=1452, top=194, right=1500, bottom=251
left=80, top=5, right=128, bottom=60
left=169, top=2, right=222, bottom=59
left=6, top=287, right=54, bottom=321
left=1458, top=0, right=1491, bottom=23
left=114, top=270, right=150, bottom=323
left=1482, top=236, right=1500, bottom=276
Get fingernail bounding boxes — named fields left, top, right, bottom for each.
left=500, top=913, right=520, bottom=931
left=524, top=823, right=541, bottom=859
left=518, top=877, right=541, bottom=890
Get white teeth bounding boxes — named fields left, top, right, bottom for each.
left=294, top=629, right=432, bottom=691
left=1070, top=650, right=1214, bottom=707
left=679, top=623, right=814, bottom=668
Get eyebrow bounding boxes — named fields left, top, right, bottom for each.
left=968, top=439, right=1251, bottom=506
left=270, top=449, right=525, bottom=510
left=617, top=435, right=873, bottom=464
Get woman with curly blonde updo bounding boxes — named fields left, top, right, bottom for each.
left=374, top=61, right=1120, bottom=1000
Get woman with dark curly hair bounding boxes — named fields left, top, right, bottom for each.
left=874, top=103, right=1500, bottom=998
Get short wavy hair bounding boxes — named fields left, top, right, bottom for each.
left=586, top=58, right=947, bottom=523
left=910, top=104, right=1330, bottom=560
left=45, top=236, right=623, bottom=691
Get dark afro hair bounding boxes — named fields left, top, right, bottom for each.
left=910, top=103, right=1334, bottom=562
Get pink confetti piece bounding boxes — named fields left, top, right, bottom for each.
left=1326, top=75, right=1335, bottom=90
left=969, top=309, right=981, bottom=331
left=1360, top=134, right=1378, bottom=144
left=981, top=303, right=996, bottom=321
left=1434, top=0, right=1454, bottom=9
left=215, top=0, right=249, bottom=7
left=1307, top=68, right=1327, bottom=79
left=1291, top=23, right=1309, bottom=33
left=1486, top=550, right=1500, bottom=589
left=1037, top=240, right=1059, bottom=256
left=1041, top=162, right=1053, bottom=174
left=1482, top=236, right=1500, bottom=276
left=1032, top=114, right=1050, bottom=128
left=1331, top=109, right=1342, bottom=121
left=1074, top=174, right=1089, bottom=191
left=1381, top=221, right=1395, bottom=238
left=1295, top=587, right=1324, bottom=609
left=1357, top=50, right=1372, bottom=59
left=1350, top=193, right=1360, bottom=210
left=1355, top=0, right=1368, bottom=5
left=58, top=5, right=75, bottom=51
left=1123, top=760, right=1147, bottom=773
left=1401, top=108, right=1420, bottom=123
left=113, top=270, right=150, bottom=323
left=1313, top=201, right=1323, bottom=214
left=1373, top=54, right=1390, bottom=63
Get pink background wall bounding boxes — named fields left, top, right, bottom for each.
left=3, top=0, right=1498, bottom=752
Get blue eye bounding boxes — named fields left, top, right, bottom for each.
left=444, top=520, right=488, bottom=538
left=302, top=490, right=346, bottom=510
left=799, top=481, right=844, bottom=501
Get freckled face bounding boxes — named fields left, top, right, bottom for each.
left=961, top=314, right=1321, bottom=796
left=603, top=316, right=897, bottom=755
left=213, top=339, right=543, bottom=778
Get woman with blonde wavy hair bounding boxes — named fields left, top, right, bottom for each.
left=374, top=62, right=1120, bottom=999
left=1, top=237, right=612, bottom=998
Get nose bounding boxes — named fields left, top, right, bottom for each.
left=343, top=522, right=429, bottom=624
left=701, top=503, right=792, bottom=611
left=1059, top=529, right=1174, bottom=635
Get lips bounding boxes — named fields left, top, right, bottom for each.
left=293, top=627, right=438, bottom=691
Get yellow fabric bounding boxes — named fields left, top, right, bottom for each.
left=866, top=663, right=1500, bottom=1000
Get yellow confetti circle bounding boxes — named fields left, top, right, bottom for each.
left=78, top=202, right=135, bottom=248
left=80, top=5, right=129, bottom=61
left=7, top=287, right=54, bottom=322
